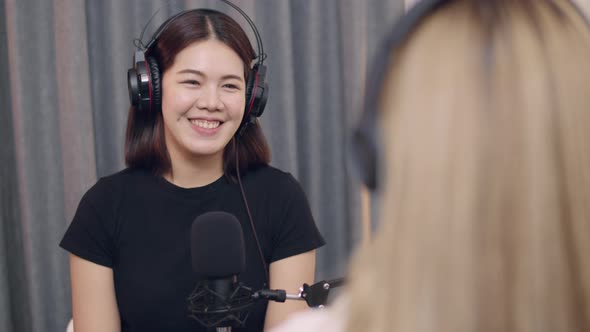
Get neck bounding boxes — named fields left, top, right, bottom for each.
left=165, top=153, right=224, bottom=188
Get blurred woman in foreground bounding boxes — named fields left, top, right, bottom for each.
left=273, top=0, right=590, bottom=331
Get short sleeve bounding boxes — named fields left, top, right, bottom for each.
left=59, top=179, right=117, bottom=268
left=270, top=174, right=325, bottom=262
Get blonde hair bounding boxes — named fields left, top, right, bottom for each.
left=347, top=1, right=590, bottom=331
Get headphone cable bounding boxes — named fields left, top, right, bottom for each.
left=234, top=138, right=270, bottom=284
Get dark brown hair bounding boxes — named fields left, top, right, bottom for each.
left=125, top=9, right=270, bottom=179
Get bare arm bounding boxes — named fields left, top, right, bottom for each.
left=70, top=254, right=121, bottom=332
left=263, top=250, right=316, bottom=331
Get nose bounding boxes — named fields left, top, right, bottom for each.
left=195, top=85, right=223, bottom=111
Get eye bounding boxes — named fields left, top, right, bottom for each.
left=182, top=80, right=200, bottom=86
left=223, top=83, right=241, bottom=91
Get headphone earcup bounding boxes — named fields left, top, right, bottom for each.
left=238, top=64, right=268, bottom=136
left=244, top=64, right=268, bottom=119
left=127, top=51, right=155, bottom=112
left=147, top=56, right=162, bottom=113
left=127, top=66, right=141, bottom=107
left=128, top=52, right=148, bottom=110
left=244, top=68, right=256, bottom=117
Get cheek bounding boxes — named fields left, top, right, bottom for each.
left=161, top=76, right=194, bottom=108
left=162, top=89, right=195, bottom=112
left=225, top=94, right=246, bottom=116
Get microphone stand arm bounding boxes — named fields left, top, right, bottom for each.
left=251, top=278, right=345, bottom=308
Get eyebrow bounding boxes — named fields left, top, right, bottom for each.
left=176, top=69, right=244, bottom=82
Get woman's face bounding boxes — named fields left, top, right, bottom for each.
left=160, top=38, right=246, bottom=164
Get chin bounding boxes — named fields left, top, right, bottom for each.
left=187, top=144, right=228, bottom=157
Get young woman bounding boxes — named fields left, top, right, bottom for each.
left=272, top=0, right=590, bottom=331
left=60, top=8, right=324, bottom=332
left=348, top=0, right=590, bottom=331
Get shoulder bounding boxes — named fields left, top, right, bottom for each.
left=239, top=166, right=311, bottom=214
left=241, top=166, right=314, bottom=219
left=98, top=167, right=148, bottom=184
left=81, top=168, right=149, bottom=205
left=243, top=165, right=302, bottom=192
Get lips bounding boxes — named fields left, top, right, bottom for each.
left=189, top=119, right=221, bottom=129
left=187, top=117, right=225, bottom=136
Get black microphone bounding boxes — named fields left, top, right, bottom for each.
left=186, top=212, right=346, bottom=330
left=187, top=211, right=256, bottom=331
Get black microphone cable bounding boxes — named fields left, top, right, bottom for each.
left=234, top=138, right=269, bottom=284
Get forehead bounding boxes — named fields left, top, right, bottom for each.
left=171, top=39, right=245, bottom=76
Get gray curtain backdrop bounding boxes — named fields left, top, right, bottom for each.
left=0, top=0, right=403, bottom=331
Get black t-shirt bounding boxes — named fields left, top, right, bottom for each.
left=60, top=166, right=325, bottom=332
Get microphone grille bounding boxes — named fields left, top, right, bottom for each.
left=190, top=211, right=246, bottom=278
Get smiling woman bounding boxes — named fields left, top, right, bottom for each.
left=160, top=39, right=247, bottom=178
left=59, top=6, right=325, bottom=332
left=124, top=9, right=269, bottom=184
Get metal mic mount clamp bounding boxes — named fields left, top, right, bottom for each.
left=300, top=278, right=345, bottom=308
left=251, top=278, right=345, bottom=308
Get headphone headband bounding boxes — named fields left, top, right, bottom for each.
left=139, top=0, right=266, bottom=67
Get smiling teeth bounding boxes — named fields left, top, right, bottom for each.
left=190, top=119, right=220, bottom=129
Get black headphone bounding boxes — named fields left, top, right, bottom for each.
left=352, top=0, right=590, bottom=191
left=127, top=0, right=269, bottom=136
